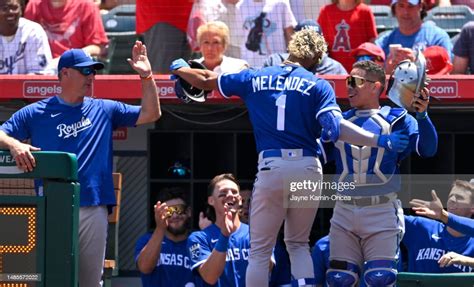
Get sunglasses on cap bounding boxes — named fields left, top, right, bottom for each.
left=356, top=55, right=384, bottom=63
left=72, top=66, right=97, bottom=76
left=166, top=204, right=187, bottom=217
left=346, top=75, right=377, bottom=88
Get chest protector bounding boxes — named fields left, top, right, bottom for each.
left=334, top=106, right=406, bottom=190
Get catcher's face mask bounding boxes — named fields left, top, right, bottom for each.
left=174, top=60, right=210, bottom=103
left=387, top=50, right=427, bottom=112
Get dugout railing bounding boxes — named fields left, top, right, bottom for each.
left=0, top=151, right=79, bottom=287
left=398, top=271, right=474, bottom=286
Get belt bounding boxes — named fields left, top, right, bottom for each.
left=345, top=194, right=395, bottom=207
left=260, top=149, right=316, bottom=159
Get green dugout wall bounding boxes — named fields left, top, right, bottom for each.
left=0, top=151, right=79, bottom=287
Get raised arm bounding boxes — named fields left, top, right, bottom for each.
left=136, top=202, right=168, bottom=274
left=127, top=41, right=161, bottom=125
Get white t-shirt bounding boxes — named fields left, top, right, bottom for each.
left=196, top=56, right=249, bottom=74
left=0, top=17, right=52, bottom=74
left=225, top=0, right=297, bottom=68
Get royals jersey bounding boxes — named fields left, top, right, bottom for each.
left=187, top=223, right=250, bottom=287
left=0, top=17, right=52, bottom=74
left=320, top=107, right=422, bottom=196
left=0, top=96, right=140, bottom=206
left=218, top=65, right=340, bottom=155
left=403, top=215, right=474, bottom=273
left=135, top=233, right=195, bottom=287
left=447, top=213, right=474, bottom=237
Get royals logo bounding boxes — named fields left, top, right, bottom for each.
left=57, top=117, right=92, bottom=138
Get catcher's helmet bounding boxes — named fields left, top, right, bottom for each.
left=387, top=50, right=427, bottom=112
left=175, top=60, right=210, bottom=103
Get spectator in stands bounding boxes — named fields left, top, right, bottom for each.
left=403, top=180, right=474, bottom=273
left=136, top=0, right=193, bottom=74
left=0, top=0, right=52, bottom=74
left=24, top=0, right=108, bottom=60
left=438, top=0, right=474, bottom=9
left=350, top=42, right=386, bottom=67
left=221, top=0, right=297, bottom=68
left=376, top=0, right=452, bottom=74
left=0, top=41, right=160, bottom=287
left=135, top=187, right=195, bottom=287
left=187, top=173, right=251, bottom=286
left=423, top=45, right=453, bottom=75
left=263, top=20, right=348, bottom=75
left=318, top=0, right=378, bottom=72
left=452, top=21, right=474, bottom=74
left=193, top=21, right=249, bottom=73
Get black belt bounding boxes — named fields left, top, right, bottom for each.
left=346, top=195, right=392, bottom=207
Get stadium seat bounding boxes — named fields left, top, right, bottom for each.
left=103, top=173, right=122, bottom=287
left=101, top=4, right=141, bottom=74
left=369, top=5, right=398, bottom=33
left=425, top=5, right=474, bottom=37
left=397, top=272, right=474, bottom=287
left=102, top=4, right=136, bottom=33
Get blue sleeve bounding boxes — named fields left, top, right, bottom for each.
left=135, top=233, right=152, bottom=263
left=218, top=69, right=254, bottom=100
left=447, top=213, right=474, bottom=237
left=101, top=100, right=141, bottom=128
left=314, top=79, right=341, bottom=119
left=187, top=231, right=212, bottom=271
left=0, top=106, right=33, bottom=141
left=312, top=245, right=327, bottom=285
left=415, top=115, right=438, bottom=157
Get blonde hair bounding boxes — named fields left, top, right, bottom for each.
left=197, top=21, right=230, bottom=49
left=287, top=29, right=327, bottom=60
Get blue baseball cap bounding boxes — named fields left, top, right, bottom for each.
left=57, top=49, right=104, bottom=74
left=295, top=19, right=323, bottom=36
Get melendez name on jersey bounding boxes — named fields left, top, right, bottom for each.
left=187, top=224, right=250, bottom=287
left=217, top=65, right=340, bottom=154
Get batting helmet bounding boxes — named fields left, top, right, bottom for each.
left=387, top=50, right=427, bottom=112
left=175, top=60, right=210, bottom=103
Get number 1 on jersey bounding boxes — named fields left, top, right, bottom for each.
left=275, top=94, right=286, bottom=131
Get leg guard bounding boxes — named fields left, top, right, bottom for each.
left=363, top=260, right=397, bottom=287
left=291, top=277, right=317, bottom=287
left=326, top=260, right=359, bottom=287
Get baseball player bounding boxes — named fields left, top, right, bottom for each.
left=410, top=188, right=474, bottom=237
left=171, top=29, right=408, bottom=287
left=135, top=187, right=195, bottom=287
left=403, top=180, right=474, bottom=273
left=187, top=173, right=251, bottom=286
left=318, top=60, right=437, bottom=287
left=311, top=235, right=403, bottom=287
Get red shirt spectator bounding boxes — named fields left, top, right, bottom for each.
left=25, top=0, right=108, bottom=58
left=136, top=0, right=193, bottom=34
left=318, top=0, right=378, bottom=72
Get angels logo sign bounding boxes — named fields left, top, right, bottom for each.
left=428, top=80, right=458, bottom=98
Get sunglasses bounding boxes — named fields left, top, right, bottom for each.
left=346, top=75, right=377, bottom=88
left=356, top=55, right=384, bottom=63
left=72, top=67, right=97, bottom=76
left=166, top=204, right=187, bottom=217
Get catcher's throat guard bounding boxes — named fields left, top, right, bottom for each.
left=175, top=60, right=210, bottom=103
left=387, top=50, right=427, bottom=112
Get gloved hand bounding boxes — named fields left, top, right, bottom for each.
left=377, top=130, right=409, bottom=153
left=170, top=58, right=190, bottom=71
